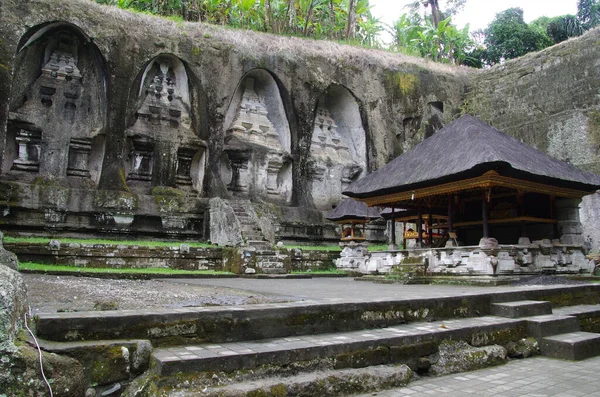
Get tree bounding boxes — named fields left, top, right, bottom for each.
left=578, top=0, right=600, bottom=29
left=405, top=0, right=466, bottom=28
left=391, top=13, right=472, bottom=65
left=482, top=8, right=553, bottom=65
left=546, top=15, right=584, bottom=44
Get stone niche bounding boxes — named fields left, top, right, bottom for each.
left=221, top=70, right=292, bottom=203
left=3, top=23, right=107, bottom=187
left=125, top=55, right=207, bottom=194
left=308, top=85, right=367, bottom=211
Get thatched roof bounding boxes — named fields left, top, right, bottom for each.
left=344, top=115, right=600, bottom=199
left=326, top=199, right=381, bottom=222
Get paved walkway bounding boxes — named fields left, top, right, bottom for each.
left=161, top=277, right=581, bottom=301
left=357, top=356, right=600, bottom=397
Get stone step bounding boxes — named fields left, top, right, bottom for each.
left=161, top=364, right=413, bottom=397
left=540, top=332, right=600, bottom=360
left=553, top=304, right=600, bottom=333
left=36, top=286, right=599, bottom=345
left=524, top=315, right=580, bottom=339
left=152, top=315, right=523, bottom=376
left=490, top=300, right=553, bottom=318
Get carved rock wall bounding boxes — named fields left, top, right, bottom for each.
left=466, top=28, right=600, bottom=251
left=0, top=0, right=467, bottom=198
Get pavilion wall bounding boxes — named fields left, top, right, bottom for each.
left=466, top=28, right=600, bottom=251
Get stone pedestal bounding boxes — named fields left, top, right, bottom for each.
left=556, top=198, right=584, bottom=246
left=176, top=147, right=195, bottom=186
left=128, top=138, right=154, bottom=182
left=226, top=151, right=250, bottom=193
left=67, top=138, right=92, bottom=177
left=12, top=129, right=42, bottom=172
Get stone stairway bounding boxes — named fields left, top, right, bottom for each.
left=491, top=300, right=600, bottom=361
left=227, top=200, right=288, bottom=273
left=228, top=200, right=269, bottom=247
left=32, top=285, right=600, bottom=396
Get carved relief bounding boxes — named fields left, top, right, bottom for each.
left=223, top=75, right=292, bottom=203
left=126, top=56, right=206, bottom=192
left=309, top=94, right=367, bottom=210
left=5, top=28, right=106, bottom=185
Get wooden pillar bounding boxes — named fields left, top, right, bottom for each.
left=403, top=221, right=407, bottom=249
left=417, top=201, right=423, bottom=247
left=447, top=194, right=453, bottom=233
left=518, top=191, right=526, bottom=238
left=482, top=190, right=489, bottom=238
left=428, top=207, right=433, bottom=247
left=391, top=207, right=396, bottom=246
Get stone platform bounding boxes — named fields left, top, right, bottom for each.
left=32, top=279, right=600, bottom=396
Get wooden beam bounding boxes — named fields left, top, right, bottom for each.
left=359, top=171, right=589, bottom=207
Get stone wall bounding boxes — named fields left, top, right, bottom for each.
left=466, top=28, right=600, bottom=251
left=0, top=0, right=468, bottom=243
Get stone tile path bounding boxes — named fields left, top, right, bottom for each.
left=358, top=356, right=600, bottom=397
left=154, top=315, right=521, bottom=374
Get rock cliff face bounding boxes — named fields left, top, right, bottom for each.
left=1, top=1, right=599, bottom=248
left=466, top=28, right=600, bottom=250
left=0, top=0, right=468, bottom=242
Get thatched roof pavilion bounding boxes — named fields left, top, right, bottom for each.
left=327, top=198, right=380, bottom=241
left=344, top=115, right=600, bottom=246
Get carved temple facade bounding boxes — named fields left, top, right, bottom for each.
left=0, top=2, right=597, bottom=252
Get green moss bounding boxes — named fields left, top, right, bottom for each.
left=270, top=383, right=287, bottom=397
left=0, top=181, right=22, bottom=203
left=93, top=189, right=138, bottom=210
left=247, top=389, right=268, bottom=397
left=222, top=247, right=244, bottom=274
left=34, top=177, right=68, bottom=208
left=152, top=186, right=185, bottom=213
left=334, top=346, right=390, bottom=369
left=119, top=168, right=131, bottom=192
left=191, top=45, right=203, bottom=56
left=400, top=256, right=424, bottom=265
left=387, top=72, right=419, bottom=96
left=90, top=346, right=129, bottom=385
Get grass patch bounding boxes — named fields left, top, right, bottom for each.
left=283, top=245, right=341, bottom=252
left=19, top=262, right=232, bottom=275
left=368, top=244, right=394, bottom=252
left=291, top=268, right=347, bottom=275
left=4, top=236, right=215, bottom=248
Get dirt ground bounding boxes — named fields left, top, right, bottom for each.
left=23, top=274, right=295, bottom=313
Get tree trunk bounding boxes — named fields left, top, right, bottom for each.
left=346, top=0, right=356, bottom=39
left=264, top=0, right=271, bottom=32
left=429, top=0, right=441, bottom=28
left=303, top=0, right=315, bottom=36
left=329, top=0, right=336, bottom=38
left=284, top=0, right=294, bottom=33
left=181, top=0, right=188, bottom=20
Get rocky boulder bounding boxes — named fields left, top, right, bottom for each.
left=429, top=340, right=507, bottom=376
left=208, top=198, right=243, bottom=246
left=0, top=257, right=27, bottom=351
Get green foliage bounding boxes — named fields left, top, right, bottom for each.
left=4, top=235, right=214, bottom=248
left=545, top=15, right=584, bottom=44
left=480, top=8, right=553, bottom=65
left=578, top=0, right=600, bottom=29
left=390, top=13, right=473, bottom=65
left=282, top=244, right=341, bottom=251
left=19, top=262, right=231, bottom=275
left=94, top=0, right=382, bottom=47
